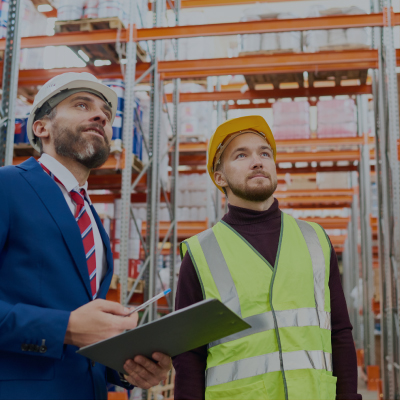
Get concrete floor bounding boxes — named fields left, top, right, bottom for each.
left=358, top=377, right=378, bottom=400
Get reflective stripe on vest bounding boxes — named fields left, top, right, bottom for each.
left=206, top=350, right=332, bottom=387
left=209, top=308, right=331, bottom=348
left=197, top=228, right=242, bottom=317
left=295, top=219, right=326, bottom=312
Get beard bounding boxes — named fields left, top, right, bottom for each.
left=52, top=121, right=110, bottom=169
left=226, top=172, right=277, bottom=202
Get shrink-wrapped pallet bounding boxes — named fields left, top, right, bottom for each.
left=317, top=99, right=357, bottom=138
left=272, top=101, right=310, bottom=140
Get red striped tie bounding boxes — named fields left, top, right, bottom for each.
left=40, top=163, right=97, bottom=299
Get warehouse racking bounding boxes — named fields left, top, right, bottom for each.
left=1, top=0, right=400, bottom=398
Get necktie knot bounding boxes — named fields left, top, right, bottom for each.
left=70, top=189, right=85, bottom=208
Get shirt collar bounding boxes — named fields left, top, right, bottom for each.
left=38, top=153, right=91, bottom=204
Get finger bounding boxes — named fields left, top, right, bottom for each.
left=115, top=313, right=138, bottom=332
left=126, top=359, right=160, bottom=385
left=124, top=360, right=158, bottom=388
left=124, top=370, right=152, bottom=390
left=152, top=352, right=172, bottom=370
left=96, top=300, right=130, bottom=316
left=134, top=355, right=162, bottom=376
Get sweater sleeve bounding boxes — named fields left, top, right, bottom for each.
left=329, top=243, right=362, bottom=400
left=173, top=252, right=207, bottom=400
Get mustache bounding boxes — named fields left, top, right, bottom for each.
left=79, top=123, right=106, bottom=137
left=247, top=171, right=271, bottom=179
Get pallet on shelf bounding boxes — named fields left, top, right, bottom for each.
left=239, top=49, right=300, bottom=57
left=244, top=72, right=304, bottom=90
left=54, top=17, right=147, bottom=64
left=179, top=134, right=208, bottom=143
left=317, top=44, right=371, bottom=52
left=308, top=68, right=368, bottom=87
left=13, top=143, right=39, bottom=157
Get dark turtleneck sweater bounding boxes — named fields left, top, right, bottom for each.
left=173, top=199, right=361, bottom=400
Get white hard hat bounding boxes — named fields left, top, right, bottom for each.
left=27, top=72, right=118, bottom=152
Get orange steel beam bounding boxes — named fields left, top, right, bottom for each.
left=138, top=13, right=400, bottom=40
left=297, top=217, right=350, bottom=229
left=3, top=64, right=149, bottom=87
left=165, top=85, right=372, bottom=103
left=277, top=150, right=360, bottom=163
left=158, top=49, right=380, bottom=80
left=166, top=0, right=348, bottom=9
left=7, top=13, right=399, bottom=50
left=278, top=196, right=353, bottom=205
left=275, top=189, right=356, bottom=197
left=178, top=137, right=368, bottom=152
left=10, top=49, right=400, bottom=87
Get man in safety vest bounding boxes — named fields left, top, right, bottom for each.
left=173, top=116, right=360, bottom=400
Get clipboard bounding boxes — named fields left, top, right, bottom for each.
left=77, top=299, right=250, bottom=374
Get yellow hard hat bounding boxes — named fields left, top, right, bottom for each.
left=207, top=115, right=276, bottom=193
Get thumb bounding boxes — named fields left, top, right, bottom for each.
left=95, top=299, right=130, bottom=316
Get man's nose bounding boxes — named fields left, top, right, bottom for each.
left=91, top=109, right=107, bottom=126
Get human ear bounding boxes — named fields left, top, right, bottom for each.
left=33, top=119, right=51, bottom=140
left=214, top=170, right=228, bottom=189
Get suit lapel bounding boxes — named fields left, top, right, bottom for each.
left=17, top=158, right=92, bottom=299
left=90, top=205, right=114, bottom=299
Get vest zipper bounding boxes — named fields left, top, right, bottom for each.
left=269, top=215, right=289, bottom=400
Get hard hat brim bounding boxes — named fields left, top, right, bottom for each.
left=27, top=79, right=118, bottom=153
left=207, top=115, right=276, bottom=194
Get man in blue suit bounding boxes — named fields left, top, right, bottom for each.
left=0, top=72, right=171, bottom=399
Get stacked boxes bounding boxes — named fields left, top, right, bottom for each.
left=317, top=99, right=357, bottom=138
left=272, top=101, right=310, bottom=140
left=0, top=0, right=8, bottom=39
left=102, top=79, right=144, bottom=159
left=110, top=199, right=143, bottom=279
left=103, top=79, right=124, bottom=152
left=305, top=6, right=370, bottom=52
left=239, top=6, right=301, bottom=54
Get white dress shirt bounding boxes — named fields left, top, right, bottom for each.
left=39, top=154, right=107, bottom=292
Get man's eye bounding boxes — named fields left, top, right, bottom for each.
left=237, top=154, right=245, bottom=159
left=262, top=152, right=271, bottom=157
left=77, top=103, right=87, bottom=109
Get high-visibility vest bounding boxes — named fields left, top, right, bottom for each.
left=180, top=212, right=337, bottom=400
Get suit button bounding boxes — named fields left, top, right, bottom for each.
left=29, top=344, right=36, bottom=352
left=92, top=361, right=95, bottom=367
left=21, top=344, right=28, bottom=351
left=34, top=345, right=40, bottom=352
left=39, top=345, right=47, bottom=353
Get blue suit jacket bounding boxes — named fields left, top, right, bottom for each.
left=0, top=158, right=128, bottom=399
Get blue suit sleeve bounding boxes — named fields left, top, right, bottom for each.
left=0, top=175, right=70, bottom=360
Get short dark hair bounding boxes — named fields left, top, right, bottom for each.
left=35, top=106, right=57, bottom=155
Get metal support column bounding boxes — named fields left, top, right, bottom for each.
left=145, top=0, right=163, bottom=322
left=0, top=0, right=22, bottom=166
left=358, top=95, right=375, bottom=366
left=119, top=2, right=137, bottom=305
left=350, top=171, right=361, bottom=349
left=371, top=0, right=400, bottom=397
left=169, top=0, right=181, bottom=310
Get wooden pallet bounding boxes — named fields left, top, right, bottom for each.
left=317, top=44, right=371, bottom=52
left=239, top=49, right=300, bottom=57
left=244, top=72, right=304, bottom=90
left=179, top=134, right=208, bottom=143
left=13, top=143, right=39, bottom=157
left=308, top=69, right=368, bottom=87
left=54, top=17, right=147, bottom=64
